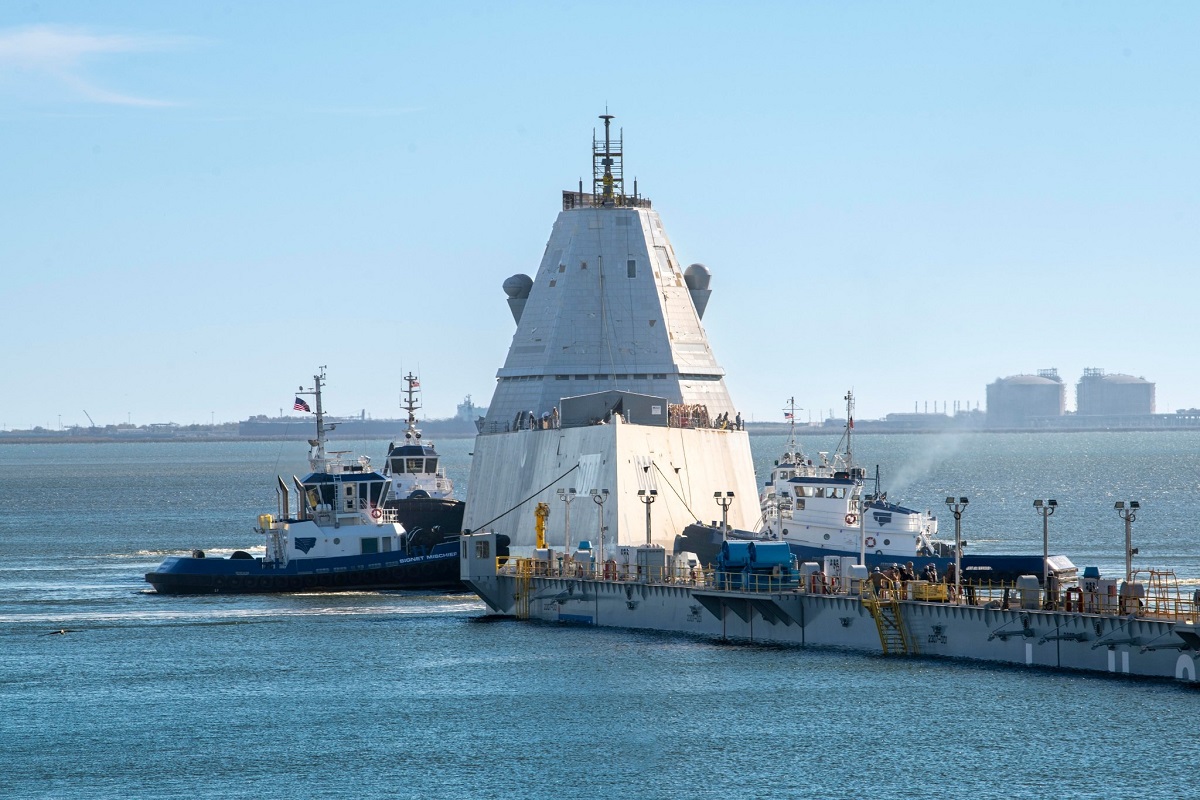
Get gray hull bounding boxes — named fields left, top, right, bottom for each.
left=462, top=532, right=1200, bottom=685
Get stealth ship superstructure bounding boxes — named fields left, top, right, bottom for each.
left=463, top=115, right=758, bottom=553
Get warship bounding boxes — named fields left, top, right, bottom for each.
left=461, top=113, right=759, bottom=556
left=458, top=115, right=1200, bottom=685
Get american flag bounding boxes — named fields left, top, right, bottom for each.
left=412, top=379, right=420, bottom=388
left=294, top=397, right=311, bottom=412
left=784, top=412, right=793, bottom=419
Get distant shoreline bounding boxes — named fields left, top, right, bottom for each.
left=3, top=423, right=1198, bottom=445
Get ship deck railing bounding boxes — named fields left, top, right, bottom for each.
left=561, top=190, right=651, bottom=210
left=492, top=557, right=1200, bottom=621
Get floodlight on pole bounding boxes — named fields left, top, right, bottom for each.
left=714, top=492, right=735, bottom=541
left=944, top=496, right=969, bottom=602
left=558, top=487, right=577, bottom=554
left=638, top=489, right=657, bottom=545
left=1115, top=500, right=1140, bottom=584
left=1033, top=499, right=1058, bottom=608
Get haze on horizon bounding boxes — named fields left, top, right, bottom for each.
left=3, top=3, right=1197, bottom=430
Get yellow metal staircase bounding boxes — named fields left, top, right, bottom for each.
left=862, top=583, right=918, bottom=656
left=515, top=558, right=532, bottom=620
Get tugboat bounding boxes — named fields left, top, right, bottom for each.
left=381, top=373, right=466, bottom=537
left=145, top=369, right=462, bottom=594
left=676, top=392, right=1074, bottom=585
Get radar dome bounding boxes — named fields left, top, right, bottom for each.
left=684, top=264, right=711, bottom=291
left=503, top=274, right=533, bottom=299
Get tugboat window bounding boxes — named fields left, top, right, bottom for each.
left=381, top=538, right=392, bottom=553
left=475, top=540, right=490, bottom=558
left=361, top=537, right=379, bottom=554
left=426, top=458, right=438, bottom=473
left=627, top=259, right=636, bottom=278
left=406, top=458, right=423, bottom=473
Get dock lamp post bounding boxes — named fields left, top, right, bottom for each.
left=1033, top=499, right=1058, bottom=608
left=945, top=497, right=969, bottom=602
left=591, top=489, right=609, bottom=566
left=714, top=492, right=735, bottom=540
left=557, top=488, right=577, bottom=554
left=638, top=489, right=657, bottom=545
left=1115, top=501, right=1140, bottom=584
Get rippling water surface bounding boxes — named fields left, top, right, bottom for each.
left=2, top=433, right=1199, bottom=799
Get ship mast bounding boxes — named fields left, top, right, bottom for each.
left=844, top=390, right=854, bottom=462
left=299, top=367, right=330, bottom=472
left=831, top=389, right=856, bottom=470
left=782, top=396, right=804, bottom=465
left=594, top=112, right=622, bottom=205
left=401, top=372, right=422, bottom=441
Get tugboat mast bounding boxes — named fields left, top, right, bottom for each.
left=401, top=372, right=423, bottom=441
left=298, top=366, right=330, bottom=472
left=782, top=396, right=803, bottom=465
left=844, top=390, right=854, bottom=463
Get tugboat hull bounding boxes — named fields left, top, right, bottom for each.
left=386, top=497, right=465, bottom=538
left=145, top=542, right=461, bottom=595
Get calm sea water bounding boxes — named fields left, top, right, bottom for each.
left=2, top=432, right=1199, bottom=799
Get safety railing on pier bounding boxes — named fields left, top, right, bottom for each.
left=496, top=557, right=710, bottom=587
left=492, top=557, right=1200, bottom=622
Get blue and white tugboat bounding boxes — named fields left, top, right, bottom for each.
left=677, top=392, right=1074, bottom=585
left=145, top=369, right=461, bottom=594
left=381, top=373, right=465, bottom=538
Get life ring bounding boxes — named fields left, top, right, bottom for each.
left=845, top=513, right=858, bottom=526
left=371, top=508, right=382, bottom=519
left=865, top=536, right=877, bottom=548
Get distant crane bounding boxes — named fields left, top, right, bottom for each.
left=83, top=410, right=97, bottom=430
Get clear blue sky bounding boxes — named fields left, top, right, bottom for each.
left=2, top=2, right=1197, bottom=429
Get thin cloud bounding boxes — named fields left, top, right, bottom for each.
left=0, top=24, right=191, bottom=107
left=306, top=106, right=423, bottom=117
